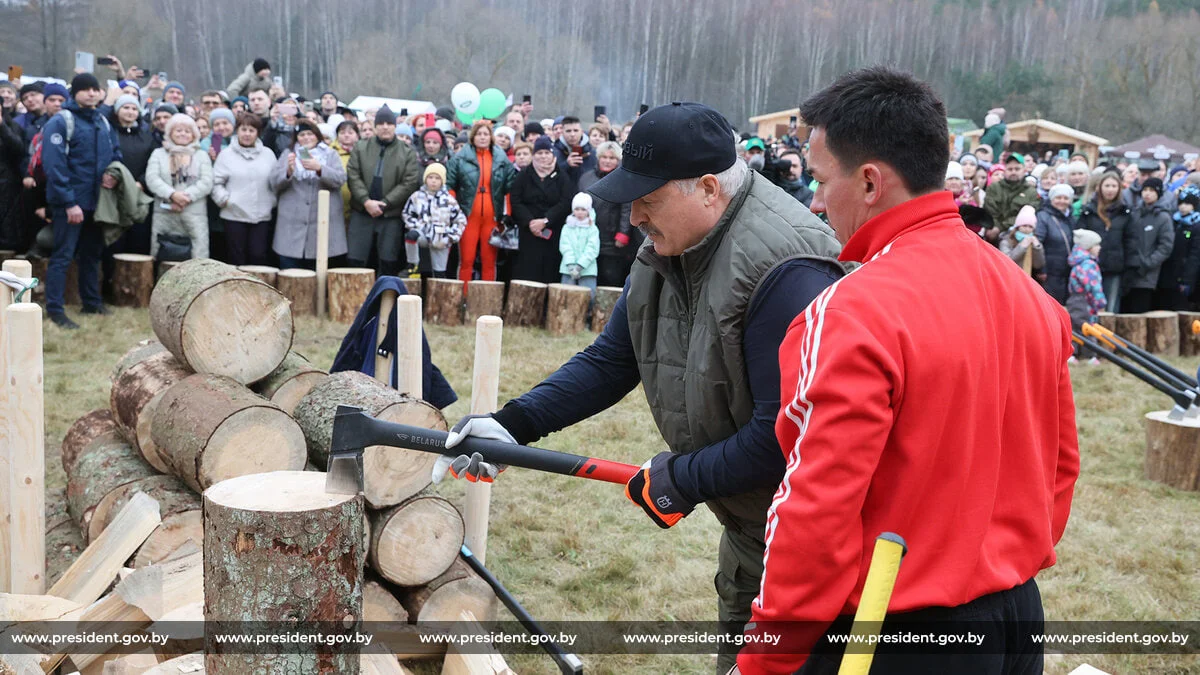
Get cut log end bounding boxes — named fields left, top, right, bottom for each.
left=369, top=497, right=464, bottom=587
left=1144, top=410, right=1200, bottom=491
left=204, top=470, right=359, bottom=512
left=276, top=268, right=318, bottom=317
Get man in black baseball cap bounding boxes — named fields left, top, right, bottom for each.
left=437, top=100, right=847, bottom=673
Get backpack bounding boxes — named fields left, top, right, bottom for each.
left=27, top=110, right=111, bottom=183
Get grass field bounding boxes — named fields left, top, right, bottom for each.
left=39, top=307, right=1200, bottom=675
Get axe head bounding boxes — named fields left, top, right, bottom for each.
left=325, top=405, right=370, bottom=495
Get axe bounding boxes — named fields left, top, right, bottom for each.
left=1082, top=324, right=1199, bottom=399
left=1085, top=323, right=1198, bottom=388
left=1073, top=332, right=1196, bottom=420
left=326, top=406, right=640, bottom=496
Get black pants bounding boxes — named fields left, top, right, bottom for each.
left=1153, top=286, right=1190, bottom=311
left=223, top=219, right=271, bottom=267
left=597, top=254, right=633, bottom=289
left=1122, top=287, right=1154, bottom=314
left=796, top=578, right=1044, bottom=675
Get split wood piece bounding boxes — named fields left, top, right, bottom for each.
left=90, top=475, right=202, bottom=568
left=235, top=265, right=279, bottom=287
left=464, top=316, right=502, bottom=564
left=328, top=267, right=375, bottom=323
left=7, top=302, right=45, bottom=595
left=396, top=296, right=423, bottom=396
left=60, top=409, right=122, bottom=478
left=65, top=433, right=156, bottom=542
left=0, top=259, right=30, bottom=594
left=376, top=290, right=398, bottom=386
left=276, top=268, right=317, bottom=316
left=149, top=601, right=204, bottom=664
left=151, top=373, right=307, bottom=493
left=48, top=492, right=161, bottom=605
left=155, top=260, right=183, bottom=281
left=369, top=496, right=464, bottom=587
left=143, top=653, right=204, bottom=675
left=1144, top=411, right=1200, bottom=491
left=149, top=258, right=294, bottom=385
left=399, top=558, right=496, bottom=624
left=1096, top=311, right=1117, bottom=333
left=110, top=344, right=193, bottom=473
left=592, top=285, right=623, bottom=333
left=0, top=592, right=83, bottom=622
left=425, top=278, right=464, bottom=326
left=1143, top=310, right=1179, bottom=356
left=111, top=254, right=156, bottom=308
left=545, top=283, right=591, bottom=336
left=251, top=351, right=328, bottom=415
left=203, top=471, right=364, bottom=675
left=465, top=281, right=505, bottom=325
left=362, top=652, right=415, bottom=675
left=294, top=371, right=447, bottom=508
left=441, top=610, right=516, bottom=675
left=503, top=280, right=547, bottom=327
left=1178, top=311, right=1200, bottom=357
left=93, top=650, right=161, bottom=675
left=401, top=278, right=422, bottom=298
left=317, top=190, right=331, bottom=319
left=1112, top=313, right=1148, bottom=350
left=45, top=488, right=86, bottom=588
left=364, top=578, right=409, bottom=623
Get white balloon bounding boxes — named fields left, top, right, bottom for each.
left=450, top=82, right=481, bottom=115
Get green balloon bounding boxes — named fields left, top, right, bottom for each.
left=477, top=88, right=506, bottom=120
left=456, top=108, right=476, bottom=124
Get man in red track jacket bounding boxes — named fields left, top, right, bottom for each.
left=736, top=68, right=1079, bottom=675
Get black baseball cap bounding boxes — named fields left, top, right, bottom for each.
left=588, top=101, right=736, bottom=203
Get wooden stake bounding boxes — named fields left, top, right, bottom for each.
left=441, top=610, right=515, bottom=675
left=7, top=302, right=45, bottom=594
left=0, top=258, right=31, bottom=593
left=48, top=491, right=161, bottom=604
left=465, top=316, right=502, bottom=564
left=376, top=289, right=398, bottom=386
left=317, top=189, right=330, bottom=318
left=396, top=295, right=423, bottom=397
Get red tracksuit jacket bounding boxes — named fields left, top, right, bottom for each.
left=738, top=191, right=1080, bottom=674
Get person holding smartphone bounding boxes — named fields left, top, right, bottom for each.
left=270, top=118, right=347, bottom=269
left=551, top=115, right=596, bottom=189
left=226, top=58, right=273, bottom=100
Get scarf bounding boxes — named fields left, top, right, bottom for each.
left=1175, top=211, right=1200, bottom=228
left=163, top=138, right=200, bottom=187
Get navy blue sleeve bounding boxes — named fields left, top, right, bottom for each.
left=669, top=258, right=843, bottom=503
left=493, top=280, right=640, bottom=444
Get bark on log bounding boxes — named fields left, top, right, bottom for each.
left=156, top=260, right=182, bottom=280
left=1179, top=311, right=1200, bottom=357
left=328, top=267, right=375, bottom=323
left=111, top=254, right=155, bottom=308
left=45, top=487, right=85, bottom=588
left=293, top=371, right=447, bottom=509
left=1144, top=411, right=1200, bottom=491
left=89, top=474, right=202, bottom=567
left=363, top=578, right=409, bottom=623
left=66, top=434, right=157, bottom=542
left=1097, top=311, right=1117, bottom=333
left=149, top=258, right=293, bottom=385
left=1144, top=310, right=1180, bottom=356
left=110, top=344, right=193, bottom=473
left=61, top=409, right=122, bottom=477
left=465, top=281, right=505, bottom=324
left=401, top=278, right=422, bottom=298
left=112, top=340, right=165, bottom=383
left=425, top=278, right=464, bottom=326
left=204, top=471, right=364, bottom=674
left=503, top=280, right=546, bottom=327
left=251, top=351, right=329, bottom=415
left=151, top=373, right=308, bottom=493
left=591, top=285, right=622, bottom=333
left=276, top=268, right=317, bottom=317
left=368, top=496, right=464, bottom=587
left=235, top=265, right=279, bottom=287
left=398, top=558, right=496, bottom=624
left=1113, top=313, right=1148, bottom=350
left=545, top=283, right=591, bottom=336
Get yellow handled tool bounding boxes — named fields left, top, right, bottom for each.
left=1193, top=320, right=1200, bottom=336
left=837, top=532, right=908, bottom=675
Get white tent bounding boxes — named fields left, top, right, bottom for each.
left=345, top=96, right=435, bottom=116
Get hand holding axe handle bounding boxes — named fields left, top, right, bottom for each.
left=1073, top=333, right=1195, bottom=420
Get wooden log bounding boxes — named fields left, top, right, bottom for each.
left=369, top=496, right=464, bottom=587
left=1097, top=311, right=1117, bottom=333
left=592, top=285, right=622, bottom=333
left=465, top=316, right=502, bottom=564
left=364, top=578, right=410, bottom=623
left=48, top=492, right=160, bottom=604
left=1144, top=310, right=1180, bottom=357
left=1179, top=311, right=1200, bottom=357
left=328, top=267, right=375, bottom=323
left=111, top=339, right=165, bottom=382
left=90, top=474, right=202, bottom=567
left=545, top=283, right=591, bottom=336
left=503, top=280, right=546, bottom=327
left=156, top=260, right=182, bottom=280
left=1144, top=411, right=1200, bottom=491
left=317, top=190, right=330, bottom=318
left=425, top=278, right=464, bottom=326
left=465, top=281, right=505, bottom=324
left=45, top=488, right=85, bottom=588
left=399, top=558, right=496, bottom=624
left=294, top=371, right=446, bottom=508
left=401, top=277, right=422, bottom=298
left=151, top=374, right=308, bottom=493
left=203, top=471, right=364, bottom=675
left=251, top=351, right=328, bottom=415
left=65, top=433, right=156, bottom=542
left=276, top=268, right=317, bottom=316
left=235, top=265, right=279, bottom=287
left=111, top=254, right=156, bottom=308
left=0, top=259, right=30, bottom=593
left=441, top=610, right=516, bottom=675
left=149, top=258, right=294, bottom=385
left=110, top=344, right=193, bottom=473
left=60, top=409, right=122, bottom=478
left=1113, top=313, right=1148, bottom=350
left=7, top=302, right=45, bottom=594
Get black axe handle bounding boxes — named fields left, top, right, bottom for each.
left=1073, top=333, right=1194, bottom=409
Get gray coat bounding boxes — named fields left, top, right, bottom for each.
left=1125, top=201, right=1175, bottom=289
left=269, top=143, right=347, bottom=259
left=211, top=139, right=277, bottom=224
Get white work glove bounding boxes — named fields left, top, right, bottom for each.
left=432, top=414, right=514, bottom=483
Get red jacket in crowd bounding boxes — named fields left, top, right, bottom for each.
left=738, top=191, right=1080, bottom=674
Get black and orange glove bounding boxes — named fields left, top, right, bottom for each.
left=625, top=452, right=694, bottom=529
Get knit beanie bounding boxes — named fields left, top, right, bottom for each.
left=524, top=121, right=545, bottom=137
left=42, top=83, right=69, bottom=101
left=533, top=136, right=554, bottom=153
left=18, top=81, right=44, bottom=97
left=69, top=73, right=101, bottom=96
left=1032, top=164, right=1048, bottom=179
left=154, top=102, right=179, bottom=117
left=984, top=113, right=1001, bottom=128
left=572, top=192, right=593, bottom=211
left=1049, top=184, right=1075, bottom=201
left=0, top=80, right=15, bottom=93
left=114, top=94, right=141, bottom=114
left=396, top=123, right=414, bottom=139
left=1013, top=205, right=1037, bottom=228
left=1179, top=185, right=1200, bottom=208
left=231, top=96, right=249, bottom=108
left=208, top=107, right=236, bottom=127
left=494, top=126, right=516, bottom=144
left=434, top=118, right=453, bottom=133
left=424, top=163, right=447, bottom=183
left=117, top=79, right=140, bottom=93
left=164, top=81, right=185, bottom=97
left=958, top=153, right=977, bottom=166
left=164, top=113, right=199, bottom=144
left=1066, top=160, right=1090, bottom=175
left=1073, top=229, right=1101, bottom=251
left=374, top=105, right=397, bottom=126
left=1142, top=177, right=1164, bottom=198
left=945, top=161, right=964, bottom=181
left=253, top=58, right=271, bottom=74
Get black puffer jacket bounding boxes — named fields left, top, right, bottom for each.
left=0, top=110, right=25, bottom=249
left=1034, top=201, right=1074, bottom=304
left=1077, top=198, right=1134, bottom=276
left=578, top=167, right=638, bottom=259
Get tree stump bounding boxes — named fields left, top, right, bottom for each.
left=92, top=474, right=202, bottom=567
left=1144, top=310, right=1180, bottom=356
left=293, top=371, right=446, bottom=509
left=155, top=260, right=182, bottom=280
left=1097, top=311, right=1117, bottom=333
left=150, top=259, right=293, bottom=385
left=425, top=278, right=464, bottom=326
left=1179, top=311, right=1200, bottom=357
left=503, top=280, right=546, bottom=327
left=368, top=496, right=464, bottom=587
left=276, top=268, right=317, bottom=316
left=204, top=471, right=364, bottom=675
left=110, top=341, right=193, bottom=473
left=235, top=265, right=279, bottom=287
left=111, top=254, right=155, bottom=308
left=45, top=487, right=85, bottom=588
left=60, top=409, right=122, bottom=478
left=1144, top=411, right=1200, bottom=491
left=251, top=352, right=328, bottom=415
left=401, top=278, right=422, bottom=298
left=328, top=267, right=375, bottom=323
left=546, top=283, right=591, bottom=336
left=591, top=286, right=623, bottom=333
left=65, top=432, right=156, bottom=541
left=151, top=373, right=308, bottom=493
left=465, top=281, right=505, bottom=324
left=398, top=557, right=495, bottom=623
left=1113, top=313, right=1148, bottom=350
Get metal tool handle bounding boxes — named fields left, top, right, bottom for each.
left=1074, top=333, right=1194, bottom=409
left=1089, top=324, right=1198, bottom=388
left=1084, top=324, right=1196, bottom=393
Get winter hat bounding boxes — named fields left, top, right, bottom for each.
left=958, top=153, right=978, bottom=166
left=494, top=126, right=516, bottom=144
left=1073, top=229, right=1102, bottom=251
left=164, top=113, right=200, bottom=144
left=1055, top=163, right=1069, bottom=177
left=153, top=102, right=179, bottom=117
left=317, top=123, right=335, bottom=141
left=1066, top=160, right=1090, bottom=175
left=533, top=136, right=554, bottom=153
left=1179, top=185, right=1200, bottom=208
left=117, top=79, right=140, bottom=93
left=1013, top=205, right=1037, bottom=228
left=18, top=81, right=44, bottom=98
left=524, top=121, right=545, bottom=137
left=553, top=115, right=565, bottom=126
left=1049, top=184, right=1075, bottom=201
left=208, top=107, right=236, bottom=127
left=42, top=82, right=69, bottom=101
left=1032, top=164, right=1049, bottom=179
left=231, top=96, right=249, bottom=108
left=456, top=132, right=469, bottom=146
left=114, top=94, right=141, bottom=114
left=422, top=127, right=444, bottom=142
left=572, top=192, right=593, bottom=212
left=69, top=72, right=102, bottom=96
left=396, top=123, right=414, bottom=139
left=423, top=163, right=447, bottom=183
left=945, top=161, right=964, bottom=181
left=0, top=80, right=16, bottom=94
left=541, top=118, right=555, bottom=130
left=252, top=58, right=271, bottom=73
left=434, top=118, right=453, bottom=133
left=1141, top=177, right=1164, bottom=198
left=984, top=113, right=1001, bottom=128
left=1169, top=165, right=1188, bottom=180
left=163, top=81, right=186, bottom=97
left=374, top=105, right=396, bottom=126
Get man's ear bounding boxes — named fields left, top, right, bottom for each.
left=701, top=173, right=721, bottom=203
left=862, top=163, right=884, bottom=206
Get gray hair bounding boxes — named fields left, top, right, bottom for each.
left=596, top=141, right=622, bottom=160
left=673, top=158, right=748, bottom=198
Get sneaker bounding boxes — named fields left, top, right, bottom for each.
left=1088, top=357, right=1102, bottom=366
left=81, top=305, right=109, bottom=315
left=48, top=313, right=80, bottom=330
left=404, top=264, right=421, bottom=279
left=1067, top=355, right=1078, bottom=364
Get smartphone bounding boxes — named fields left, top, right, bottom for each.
left=211, top=133, right=223, bottom=154
left=639, top=104, right=650, bottom=115
left=594, top=105, right=606, bottom=120
left=302, top=101, right=314, bottom=113
left=400, top=108, right=408, bottom=117
left=97, top=56, right=116, bottom=66
left=538, top=228, right=553, bottom=240
left=298, top=146, right=311, bottom=160
left=522, top=94, right=531, bottom=103
left=272, top=76, right=283, bottom=87
left=157, top=71, right=168, bottom=81
left=6, top=66, right=21, bottom=82
left=75, top=51, right=95, bottom=73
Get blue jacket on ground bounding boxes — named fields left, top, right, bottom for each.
left=40, top=99, right=122, bottom=211
left=330, top=276, right=458, bottom=409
